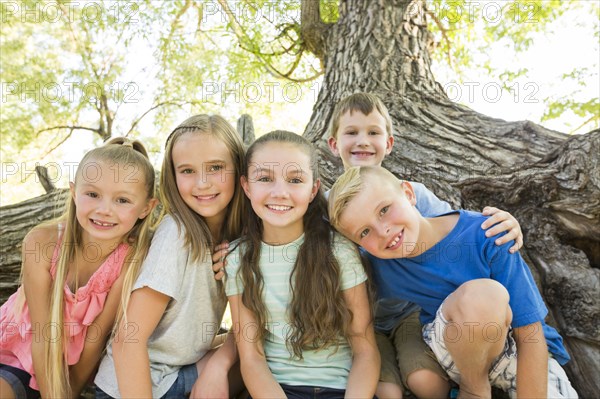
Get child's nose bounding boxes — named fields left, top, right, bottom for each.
left=196, top=174, right=212, bottom=189
left=270, top=182, right=289, bottom=198
left=357, top=133, right=370, bottom=146
left=376, top=224, right=390, bottom=237
left=97, top=199, right=113, bottom=214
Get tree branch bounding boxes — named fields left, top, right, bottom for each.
left=570, top=115, right=598, bottom=135
left=426, top=9, right=454, bottom=71
left=35, top=166, right=57, bottom=193
left=300, top=0, right=331, bottom=65
left=125, top=100, right=206, bottom=137
left=215, top=0, right=322, bottom=82
left=36, top=125, right=101, bottom=136
left=40, top=127, right=77, bottom=158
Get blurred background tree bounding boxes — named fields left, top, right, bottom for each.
left=1, top=0, right=597, bottom=205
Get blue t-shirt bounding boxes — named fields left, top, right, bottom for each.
left=366, top=210, right=570, bottom=365
left=372, top=182, right=451, bottom=332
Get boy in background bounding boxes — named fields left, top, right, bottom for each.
left=327, top=166, right=577, bottom=399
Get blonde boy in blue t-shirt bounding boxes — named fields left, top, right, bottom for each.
left=327, top=166, right=577, bottom=399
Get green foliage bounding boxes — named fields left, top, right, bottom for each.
left=427, top=0, right=571, bottom=73
left=1, top=0, right=597, bottom=201
left=1, top=0, right=147, bottom=150
left=427, top=0, right=598, bottom=133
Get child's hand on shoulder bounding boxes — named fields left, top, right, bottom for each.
left=481, top=206, right=523, bottom=253
left=212, top=241, right=229, bottom=281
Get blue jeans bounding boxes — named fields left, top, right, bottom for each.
left=248, top=384, right=347, bottom=399
left=0, top=364, right=39, bottom=399
left=95, top=363, right=198, bottom=399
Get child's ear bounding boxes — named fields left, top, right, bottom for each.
left=310, top=179, right=321, bottom=201
left=401, top=181, right=417, bottom=206
left=327, top=137, right=340, bottom=156
left=139, top=198, right=159, bottom=219
left=69, top=182, right=76, bottom=200
left=385, top=134, right=394, bottom=155
left=240, top=176, right=251, bottom=197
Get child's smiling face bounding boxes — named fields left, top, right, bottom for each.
left=172, top=132, right=236, bottom=229
left=328, top=109, right=394, bottom=169
left=336, top=175, right=421, bottom=259
left=242, top=142, right=320, bottom=244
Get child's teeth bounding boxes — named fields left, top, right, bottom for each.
left=388, top=235, right=400, bottom=248
left=93, top=220, right=114, bottom=226
left=269, top=205, right=291, bottom=211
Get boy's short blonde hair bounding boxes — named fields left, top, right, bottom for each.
left=328, top=166, right=400, bottom=230
left=329, top=92, right=394, bottom=139
left=328, top=166, right=363, bottom=230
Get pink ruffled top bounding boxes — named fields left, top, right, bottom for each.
left=0, top=229, right=128, bottom=390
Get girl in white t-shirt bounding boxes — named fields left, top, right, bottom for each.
left=94, top=114, right=246, bottom=398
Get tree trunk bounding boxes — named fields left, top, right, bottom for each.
left=0, top=190, right=67, bottom=301
left=301, top=0, right=598, bottom=397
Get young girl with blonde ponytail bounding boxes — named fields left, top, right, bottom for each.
left=0, top=138, right=157, bottom=399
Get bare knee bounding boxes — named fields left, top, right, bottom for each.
left=0, top=378, right=16, bottom=399
left=406, top=369, right=450, bottom=399
left=376, top=381, right=403, bottom=399
left=443, top=279, right=510, bottom=326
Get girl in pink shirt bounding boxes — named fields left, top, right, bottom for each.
left=0, top=137, right=157, bottom=398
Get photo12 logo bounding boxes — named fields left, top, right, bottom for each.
left=199, top=81, right=322, bottom=104
left=1, top=81, right=140, bottom=104
left=1, top=1, right=140, bottom=24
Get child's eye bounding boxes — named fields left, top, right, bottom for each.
left=345, top=130, right=357, bottom=135
left=289, top=178, right=302, bottom=184
left=86, top=192, right=98, bottom=198
left=257, top=176, right=271, bottom=182
left=207, top=164, right=224, bottom=172
left=181, top=168, right=194, bottom=174
left=117, top=198, right=131, bottom=204
left=360, top=228, right=370, bottom=239
left=379, top=205, right=389, bottom=216
left=369, top=130, right=381, bottom=135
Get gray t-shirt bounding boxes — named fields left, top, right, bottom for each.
left=94, top=215, right=227, bottom=398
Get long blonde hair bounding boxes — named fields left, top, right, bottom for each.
left=41, top=137, right=156, bottom=398
left=160, top=114, right=246, bottom=261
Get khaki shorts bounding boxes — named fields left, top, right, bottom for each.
left=376, top=311, right=448, bottom=388
left=423, top=303, right=578, bottom=399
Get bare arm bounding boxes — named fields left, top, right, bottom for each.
left=229, top=294, right=285, bottom=398
left=112, top=286, right=170, bottom=398
left=22, top=227, right=56, bottom=398
left=68, top=268, right=127, bottom=397
left=190, top=330, right=239, bottom=399
left=481, top=207, right=524, bottom=253
left=343, top=282, right=380, bottom=398
left=513, top=322, right=548, bottom=398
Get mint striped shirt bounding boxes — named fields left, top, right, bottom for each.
left=225, top=232, right=367, bottom=389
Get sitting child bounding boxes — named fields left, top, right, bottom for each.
left=328, top=165, right=578, bottom=399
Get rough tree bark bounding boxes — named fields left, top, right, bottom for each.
left=0, top=190, right=67, bottom=300
left=300, top=0, right=598, bottom=397
left=0, top=0, right=597, bottom=397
